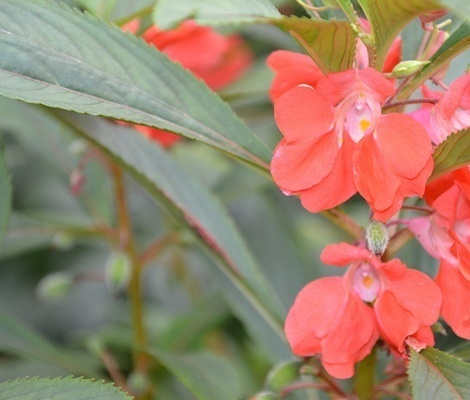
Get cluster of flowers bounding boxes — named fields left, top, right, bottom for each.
left=124, top=13, right=469, bottom=379
left=268, top=15, right=470, bottom=378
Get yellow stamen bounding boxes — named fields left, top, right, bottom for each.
left=362, top=275, right=374, bottom=288
left=360, top=119, right=371, bottom=132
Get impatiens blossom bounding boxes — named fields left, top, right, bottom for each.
left=122, top=20, right=252, bottom=146
left=409, top=166, right=470, bottom=338
left=269, top=64, right=434, bottom=222
left=285, top=243, right=441, bottom=379
left=411, top=74, right=470, bottom=145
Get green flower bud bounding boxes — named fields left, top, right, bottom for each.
left=127, top=371, right=151, bottom=396
left=36, top=272, right=73, bottom=303
left=365, top=220, right=389, bottom=255
left=105, top=251, right=131, bottom=294
left=392, top=60, right=430, bottom=78
left=266, top=360, right=301, bottom=392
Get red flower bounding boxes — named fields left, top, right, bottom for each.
left=409, top=166, right=470, bottom=338
left=122, top=20, right=252, bottom=146
left=270, top=66, right=433, bottom=222
left=285, top=243, right=441, bottom=379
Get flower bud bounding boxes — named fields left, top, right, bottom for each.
left=265, top=360, right=301, bottom=392
left=392, top=60, right=430, bottom=78
left=365, top=220, right=389, bottom=255
left=105, top=251, right=131, bottom=294
left=127, top=371, right=151, bottom=396
left=36, top=272, right=73, bottom=303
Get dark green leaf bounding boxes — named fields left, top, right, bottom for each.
left=409, top=347, right=470, bottom=400
left=272, top=16, right=357, bottom=74
left=153, top=0, right=281, bottom=29
left=0, top=0, right=271, bottom=170
left=0, top=312, right=98, bottom=375
left=153, top=350, right=242, bottom=400
left=430, top=128, right=470, bottom=180
left=357, top=0, right=442, bottom=70
left=0, top=377, right=131, bottom=400
left=399, top=23, right=470, bottom=100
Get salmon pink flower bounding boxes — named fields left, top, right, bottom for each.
left=409, top=166, right=470, bottom=338
left=270, top=67, right=433, bottom=222
left=122, top=20, right=252, bottom=146
left=285, top=243, right=441, bottom=379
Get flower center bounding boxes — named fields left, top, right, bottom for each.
left=352, top=262, right=381, bottom=303
left=344, top=95, right=379, bottom=143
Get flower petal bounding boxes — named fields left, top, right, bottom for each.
left=270, top=132, right=339, bottom=192
left=353, top=134, right=401, bottom=220
left=267, top=50, right=324, bottom=102
left=435, top=261, right=470, bottom=339
left=321, top=243, right=372, bottom=266
left=284, top=277, right=346, bottom=356
left=385, top=268, right=442, bottom=326
left=375, top=290, right=420, bottom=354
left=375, top=114, right=433, bottom=181
left=321, top=293, right=378, bottom=379
left=274, top=85, right=335, bottom=143
left=299, top=136, right=356, bottom=212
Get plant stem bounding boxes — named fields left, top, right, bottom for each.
left=354, top=346, right=376, bottom=400
left=322, top=208, right=364, bottom=240
left=111, top=163, right=152, bottom=400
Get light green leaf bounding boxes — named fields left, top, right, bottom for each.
left=50, top=109, right=286, bottom=346
left=357, top=0, right=442, bottom=70
left=0, top=377, right=131, bottom=400
left=153, top=350, right=242, bottom=400
left=0, top=313, right=98, bottom=376
left=399, top=23, right=470, bottom=100
left=272, top=16, right=357, bottom=74
left=153, top=0, right=281, bottom=29
left=0, top=144, right=11, bottom=248
left=430, top=128, right=470, bottom=180
left=0, top=0, right=271, bottom=171
left=409, top=347, right=470, bottom=400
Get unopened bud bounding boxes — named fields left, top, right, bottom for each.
left=127, top=371, right=151, bottom=395
left=365, top=220, right=389, bottom=255
left=36, top=272, right=73, bottom=303
left=105, top=251, right=131, bottom=294
left=266, top=361, right=301, bottom=392
left=51, top=232, right=74, bottom=250
left=392, top=60, right=430, bottom=78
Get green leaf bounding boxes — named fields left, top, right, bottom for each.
left=0, top=377, right=131, bottom=400
left=399, top=23, right=470, bottom=100
left=0, top=144, right=11, bottom=248
left=153, top=350, right=242, bottom=400
left=430, top=128, right=470, bottom=180
left=0, top=313, right=98, bottom=376
left=49, top=110, right=287, bottom=349
left=153, top=0, right=281, bottom=29
left=409, top=347, right=470, bottom=400
left=0, top=0, right=271, bottom=171
left=272, top=16, right=357, bottom=74
left=357, top=0, right=442, bottom=70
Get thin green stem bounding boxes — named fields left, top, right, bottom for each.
left=111, top=164, right=152, bottom=400
left=322, top=208, right=364, bottom=240
left=354, top=346, right=376, bottom=400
